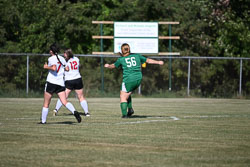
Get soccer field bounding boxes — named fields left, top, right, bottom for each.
left=0, top=98, right=250, bottom=167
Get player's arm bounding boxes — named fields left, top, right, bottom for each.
left=104, top=64, right=116, bottom=69
left=146, top=58, right=164, bottom=65
left=44, top=62, right=57, bottom=71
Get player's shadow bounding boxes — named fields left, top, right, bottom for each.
left=128, top=115, right=167, bottom=119
left=61, top=113, right=74, bottom=116
left=63, top=113, right=85, bottom=116
left=61, top=113, right=167, bottom=119
left=50, top=121, right=76, bottom=125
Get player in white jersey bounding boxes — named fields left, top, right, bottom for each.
left=40, top=44, right=82, bottom=124
left=53, top=48, right=90, bottom=117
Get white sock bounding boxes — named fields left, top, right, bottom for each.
left=80, top=100, right=89, bottom=114
left=41, top=107, right=49, bottom=123
left=65, top=102, right=75, bottom=114
left=55, top=99, right=63, bottom=112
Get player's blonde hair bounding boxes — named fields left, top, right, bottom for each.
left=120, top=43, right=130, bottom=57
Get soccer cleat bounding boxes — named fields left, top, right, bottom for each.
left=121, top=115, right=128, bottom=118
left=74, top=111, right=82, bottom=123
left=127, top=108, right=134, bottom=117
left=84, top=113, right=90, bottom=117
left=38, top=121, right=46, bottom=124
left=53, top=109, right=58, bottom=116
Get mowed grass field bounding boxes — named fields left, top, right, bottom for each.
left=0, top=98, right=250, bottom=167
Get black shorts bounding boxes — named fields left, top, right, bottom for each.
left=45, top=82, right=65, bottom=94
left=65, top=78, right=83, bottom=90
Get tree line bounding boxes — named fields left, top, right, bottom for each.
left=0, top=0, right=249, bottom=97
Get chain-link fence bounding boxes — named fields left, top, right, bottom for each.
left=0, top=53, right=249, bottom=98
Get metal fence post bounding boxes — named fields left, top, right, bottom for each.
left=138, top=85, right=141, bottom=95
left=168, top=24, right=172, bottom=91
left=239, top=59, right=242, bottom=96
left=100, top=23, right=104, bottom=92
left=26, top=55, right=29, bottom=95
left=187, top=58, right=191, bottom=96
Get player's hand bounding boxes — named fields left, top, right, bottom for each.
left=159, top=61, right=164, bottom=65
left=44, top=62, right=48, bottom=69
left=65, top=66, right=69, bottom=71
left=104, top=64, right=109, bottom=68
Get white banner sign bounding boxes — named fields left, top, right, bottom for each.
left=114, top=22, right=158, bottom=37
left=114, top=38, right=158, bottom=54
left=114, top=22, right=159, bottom=54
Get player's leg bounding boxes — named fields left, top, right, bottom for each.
left=41, top=91, right=52, bottom=124
left=127, top=95, right=132, bottom=108
left=127, top=95, right=134, bottom=116
left=57, top=91, right=74, bottom=114
left=124, top=80, right=141, bottom=117
left=54, top=88, right=72, bottom=116
left=75, top=88, right=90, bottom=116
left=120, top=90, right=132, bottom=117
left=57, top=91, right=81, bottom=123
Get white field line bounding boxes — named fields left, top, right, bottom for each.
left=116, top=116, right=180, bottom=125
left=1, top=115, right=249, bottom=126
left=170, top=116, right=180, bottom=120
left=0, top=117, right=38, bottom=126
left=183, top=115, right=230, bottom=118
left=3, top=117, right=38, bottom=120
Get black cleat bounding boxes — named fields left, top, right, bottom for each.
left=121, top=115, right=128, bottom=118
left=127, top=108, right=134, bottom=117
left=83, top=113, right=90, bottom=117
left=74, top=111, right=82, bottom=123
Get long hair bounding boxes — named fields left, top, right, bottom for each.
left=50, top=43, right=65, bottom=67
left=50, top=43, right=59, bottom=55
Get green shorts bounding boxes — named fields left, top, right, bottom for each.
left=120, top=79, right=142, bottom=93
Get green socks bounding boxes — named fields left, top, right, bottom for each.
left=127, top=96, right=132, bottom=109
left=120, top=96, right=132, bottom=116
left=120, top=102, right=128, bottom=116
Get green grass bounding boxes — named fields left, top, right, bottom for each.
left=0, top=98, right=250, bottom=167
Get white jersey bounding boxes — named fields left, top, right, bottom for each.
left=65, top=56, right=82, bottom=81
left=46, top=55, right=66, bottom=86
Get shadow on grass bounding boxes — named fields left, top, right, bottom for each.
left=37, top=121, right=76, bottom=125
left=127, top=115, right=168, bottom=119
left=51, top=121, right=76, bottom=125
left=56, top=113, right=168, bottom=119
left=60, top=113, right=85, bottom=116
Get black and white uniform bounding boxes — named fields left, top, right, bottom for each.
left=45, top=55, right=66, bottom=94
left=65, top=56, right=83, bottom=90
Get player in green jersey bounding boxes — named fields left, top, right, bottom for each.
left=104, top=43, right=164, bottom=118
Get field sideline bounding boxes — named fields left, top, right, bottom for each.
left=0, top=98, right=250, bottom=167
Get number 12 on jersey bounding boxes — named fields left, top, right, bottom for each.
left=125, top=57, right=136, bottom=67
left=70, top=61, right=78, bottom=70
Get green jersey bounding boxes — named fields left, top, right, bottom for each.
left=114, top=53, right=147, bottom=83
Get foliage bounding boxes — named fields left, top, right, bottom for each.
left=0, top=0, right=249, bottom=97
